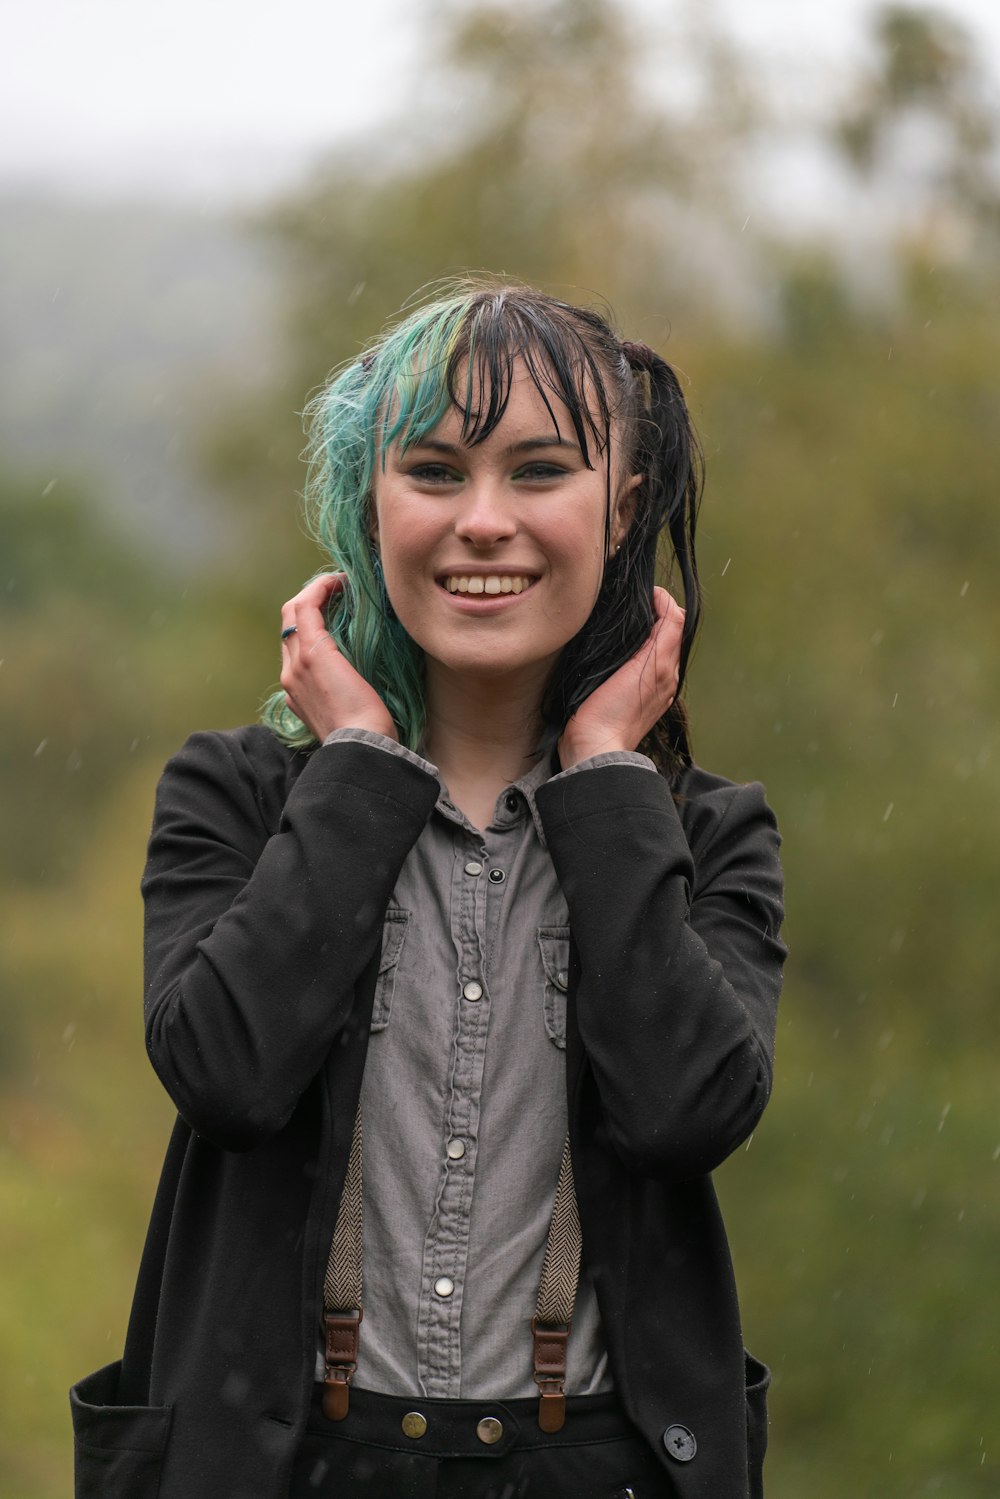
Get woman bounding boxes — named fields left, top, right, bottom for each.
left=71, top=281, right=786, bottom=1499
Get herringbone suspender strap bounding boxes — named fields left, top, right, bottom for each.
left=531, top=1133, right=582, bottom=1433
left=321, top=1103, right=363, bottom=1420
left=321, top=1108, right=581, bottom=1432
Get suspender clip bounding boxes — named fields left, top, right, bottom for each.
left=531, top=1317, right=569, bottom=1433
left=322, top=1308, right=363, bottom=1421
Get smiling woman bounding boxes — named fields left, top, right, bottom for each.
left=70, top=278, right=787, bottom=1499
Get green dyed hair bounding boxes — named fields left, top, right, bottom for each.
left=262, top=276, right=703, bottom=768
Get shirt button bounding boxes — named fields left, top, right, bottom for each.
left=504, top=793, right=519, bottom=813
left=663, top=1424, right=697, bottom=1462
left=488, top=868, right=505, bottom=884
left=556, top=969, right=569, bottom=990
left=434, top=1276, right=455, bottom=1298
left=462, top=980, right=483, bottom=1002
left=446, top=1138, right=466, bottom=1160
left=401, top=1412, right=427, bottom=1439
left=464, top=860, right=483, bottom=876
left=476, top=1416, right=504, bottom=1445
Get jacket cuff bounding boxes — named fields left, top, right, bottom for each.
left=321, top=727, right=439, bottom=782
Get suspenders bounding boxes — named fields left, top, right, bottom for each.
left=321, top=1105, right=583, bottom=1432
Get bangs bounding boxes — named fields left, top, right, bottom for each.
left=369, top=288, right=617, bottom=469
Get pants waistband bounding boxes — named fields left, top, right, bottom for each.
left=306, top=1383, right=636, bottom=1459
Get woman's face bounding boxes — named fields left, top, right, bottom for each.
left=371, top=358, right=636, bottom=694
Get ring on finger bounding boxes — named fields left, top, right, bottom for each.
left=281, top=625, right=298, bottom=640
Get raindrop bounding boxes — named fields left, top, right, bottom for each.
left=33, top=739, right=49, bottom=758
left=959, top=581, right=969, bottom=597
left=41, top=479, right=57, bottom=497
left=882, top=802, right=894, bottom=823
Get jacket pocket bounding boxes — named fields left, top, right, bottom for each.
left=71, top=1360, right=172, bottom=1499
left=370, top=908, right=409, bottom=1031
left=744, top=1348, right=770, bottom=1499
left=537, top=926, right=571, bottom=1050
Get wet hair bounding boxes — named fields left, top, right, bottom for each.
left=262, top=277, right=702, bottom=775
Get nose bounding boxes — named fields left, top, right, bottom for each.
left=453, top=478, right=517, bottom=549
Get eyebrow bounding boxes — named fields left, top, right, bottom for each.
left=408, top=436, right=582, bottom=460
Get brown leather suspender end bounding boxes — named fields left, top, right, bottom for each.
left=322, top=1308, right=363, bottom=1421
left=531, top=1317, right=569, bottom=1432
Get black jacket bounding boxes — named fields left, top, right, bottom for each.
left=70, top=727, right=786, bottom=1499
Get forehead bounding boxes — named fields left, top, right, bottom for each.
left=435, top=359, right=584, bottom=444
left=381, top=349, right=610, bottom=465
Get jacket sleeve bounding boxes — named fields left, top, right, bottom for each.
left=141, top=731, right=439, bottom=1151
left=535, top=763, right=786, bottom=1180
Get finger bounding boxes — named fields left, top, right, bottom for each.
left=282, top=574, right=346, bottom=650
left=651, top=586, right=685, bottom=622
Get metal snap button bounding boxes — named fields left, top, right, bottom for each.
left=488, top=868, right=505, bottom=884
left=555, top=969, right=568, bottom=990
left=476, top=1416, right=504, bottom=1445
left=462, top=980, right=483, bottom=1002
left=446, top=1138, right=466, bottom=1160
left=663, top=1423, right=697, bottom=1462
left=464, top=861, right=483, bottom=876
left=504, top=793, right=519, bottom=813
left=434, top=1276, right=455, bottom=1298
left=402, top=1411, right=427, bottom=1439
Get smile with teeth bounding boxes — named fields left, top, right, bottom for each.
left=443, top=574, right=536, bottom=595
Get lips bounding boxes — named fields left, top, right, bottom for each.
left=442, top=574, right=537, bottom=595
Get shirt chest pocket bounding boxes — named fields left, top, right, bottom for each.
left=371, top=907, right=410, bottom=1031
left=537, top=925, right=571, bottom=1050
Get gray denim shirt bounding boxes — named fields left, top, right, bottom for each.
left=318, top=728, right=656, bottom=1399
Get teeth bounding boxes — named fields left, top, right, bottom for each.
left=444, top=575, right=534, bottom=595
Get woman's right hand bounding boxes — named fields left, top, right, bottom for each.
left=280, top=574, right=398, bottom=743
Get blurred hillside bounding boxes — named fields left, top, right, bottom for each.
left=0, top=194, right=284, bottom=561
left=2, top=3, right=999, bottom=1496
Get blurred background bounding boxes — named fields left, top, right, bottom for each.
left=2, top=1, right=998, bottom=1493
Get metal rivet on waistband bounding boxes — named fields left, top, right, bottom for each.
left=476, top=1416, right=504, bottom=1445
left=401, top=1411, right=428, bottom=1439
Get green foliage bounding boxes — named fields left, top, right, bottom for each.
left=0, top=473, right=268, bottom=890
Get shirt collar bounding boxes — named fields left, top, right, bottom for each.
left=429, top=749, right=556, bottom=849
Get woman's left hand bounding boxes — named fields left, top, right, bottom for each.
left=557, top=587, right=685, bottom=768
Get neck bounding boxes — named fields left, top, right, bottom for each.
left=423, top=664, right=549, bottom=826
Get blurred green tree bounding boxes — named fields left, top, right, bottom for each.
left=836, top=4, right=1000, bottom=251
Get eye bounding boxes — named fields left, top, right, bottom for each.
left=513, top=461, right=569, bottom=482
left=408, top=463, right=461, bottom=484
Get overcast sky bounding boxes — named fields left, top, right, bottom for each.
left=5, top=0, right=1000, bottom=203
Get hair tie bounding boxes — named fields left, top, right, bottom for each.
left=621, top=339, right=658, bottom=370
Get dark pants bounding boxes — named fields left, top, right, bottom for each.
left=289, top=1384, right=673, bottom=1499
